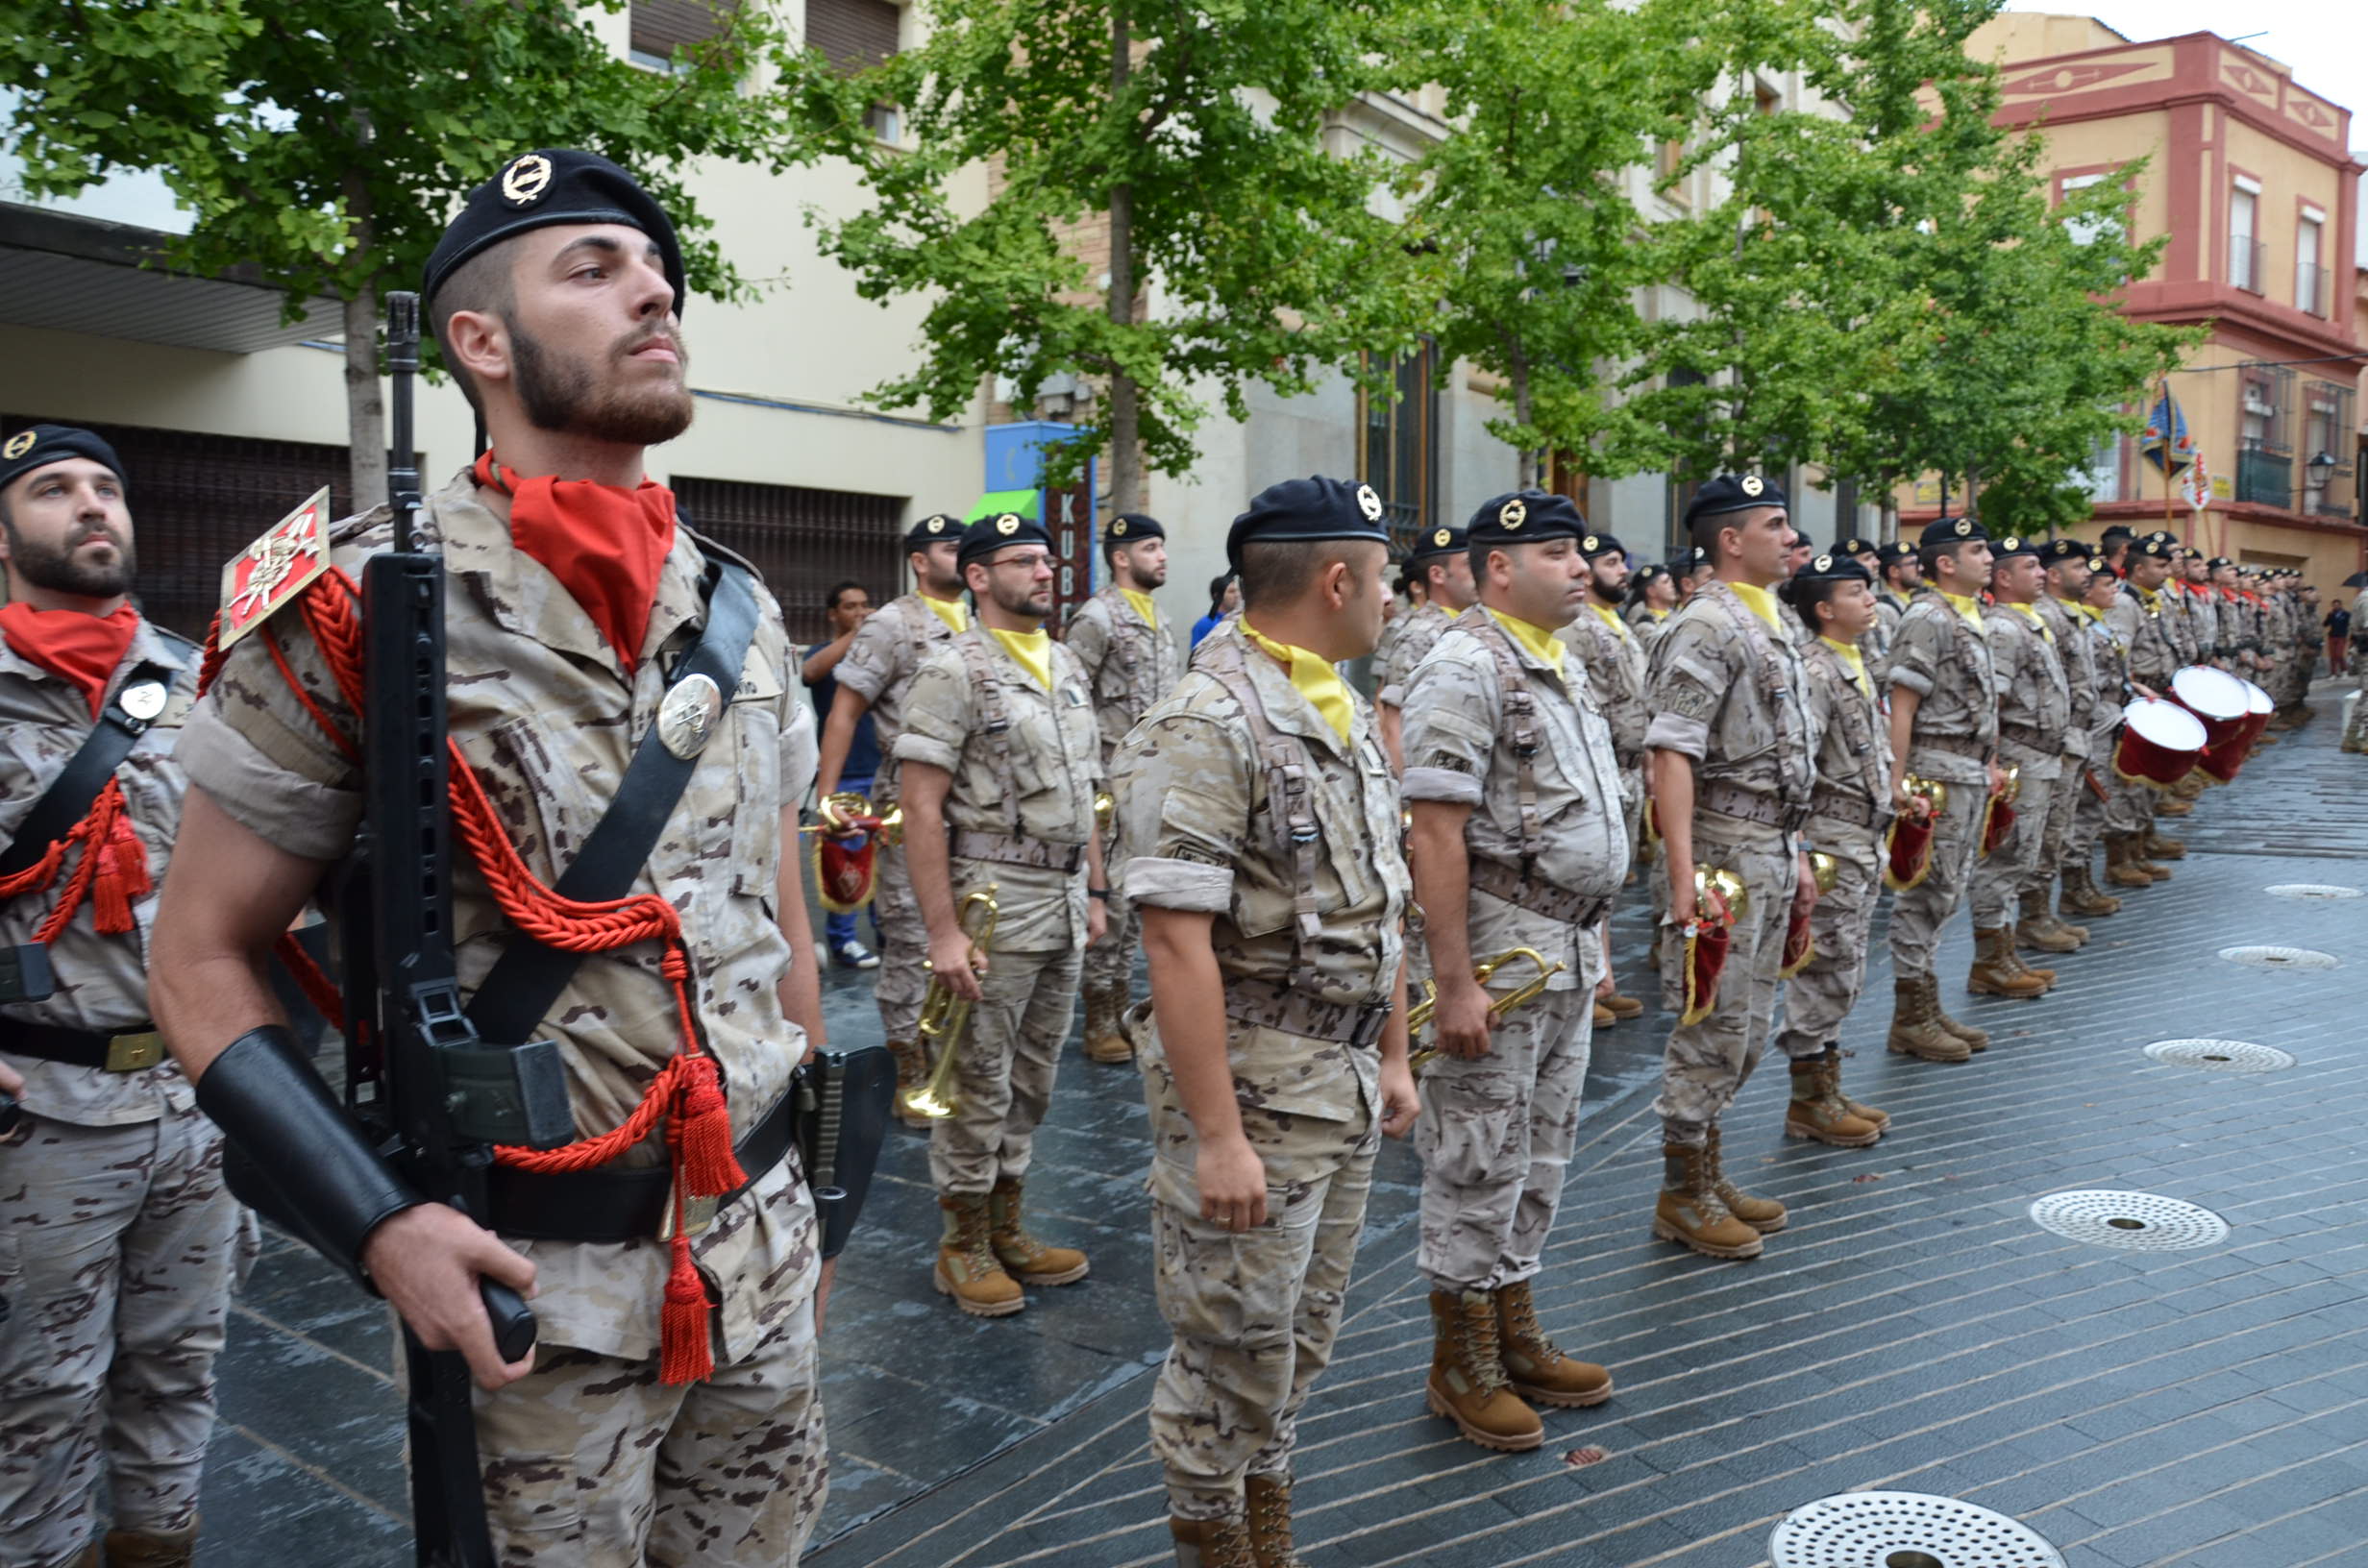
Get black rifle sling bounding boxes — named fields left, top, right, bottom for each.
left=465, top=557, right=761, bottom=1044
left=0, top=659, right=182, bottom=877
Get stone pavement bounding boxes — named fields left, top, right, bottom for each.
left=187, top=679, right=2368, bottom=1566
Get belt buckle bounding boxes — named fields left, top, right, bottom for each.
left=659, top=1185, right=721, bottom=1240
left=1351, top=1001, right=1392, bottom=1050
left=106, top=1030, right=165, bottom=1073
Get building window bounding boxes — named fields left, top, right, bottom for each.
left=629, top=0, right=732, bottom=71
left=2296, top=211, right=2326, bottom=316
left=808, top=0, right=900, bottom=73
left=1356, top=343, right=1436, bottom=553
left=2060, top=172, right=2120, bottom=246
left=2236, top=365, right=2295, bottom=509
left=2230, top=182, right=2261, bottom=292
left=670, top=476, right=903, bottom=643
left=2080, top=432, right=2123, bottom=503
left=1656, top=138, right=1689, bottom=207
left=2301, top=382, right=2354, bottom=519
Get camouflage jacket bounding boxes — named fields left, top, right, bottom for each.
left=1984, top=601, right=2072, bottom=777
left=1064, top=583, right=1180, bottom=760
left=1644, top=581, right=1817, bottom=845
left=0, top=619, right=199, bottom=1125
left=894, top=627, right=1101, bottom=954
left=2034, top=594, right=2097, bottom=760
left=178, top=467, right=819, bottom=1362
left=834, top=590, right=963, bottom=799
left=1887, top=591, right=1999, bottom=786
left=2106, top=584, right=2179, bottom=687
left=1376, top=600, right=1453, bottom=709
left=1799, top=636, right=1891, bottom=867
left=1555, top=601, right=1649, bottom=766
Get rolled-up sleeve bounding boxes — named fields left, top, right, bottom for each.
left=780, top=684, right=818, bottom=802
left=1114, top=711, right=1248, bottom=914
left=1643, top=617, right=1725, bottom=760
left=887, top=649, right=968, bottom=775
left=1885, top=611, right=1942, bottom=699
left=1399, top=646, right=1494, bottom=804
left=178, top=623, right=363, bottom=863
left=834, top=612, right=903, bottom=704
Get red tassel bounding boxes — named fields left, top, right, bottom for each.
left=658, top=1231, right=713, bottom=1385
left=91, top=818, right=143, bottom=935
left=674, top=1052, right=746, bottom=1197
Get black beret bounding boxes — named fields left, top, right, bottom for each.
left=2037, top=539, right=2090, bottom=566
left=1918, top=515, right=1988, bottom=547
left=2207, top=555, right=2233, bottom=570
left=2088, top=555, right=2111, bottom=575
left=1407, top=523, right=1468, bottom=563
left=422, top=149, right=685, bottom=317
left=1468, top=490, right=1586, bottom=550
left=1225, top=477, right=1392, bottom=570
left=1836, top=534, right=1879, bottom=558
left=904, top=512, right=964, bottom=550
left=1680, top=546, right=1712, bottom=570
left=1579, top=530, right=1626, bottom=561
left=1684, top=474, right=1788, bottom=530
left=2099, top=524, right=2135, bottom=541
left=2140, top=529, right=2177, bottom=546
left=1795, top=550, right=1872, bottom=583
left=1877, top=540, right=1917, bottom=566
left=1105, top=513, right=1165, bottom=547
left=958, top=508, right=1051, bottom=567
left=0, top=425, right=125, bottom=494
left=1989, top=533, right=2039, bottom=560
left=1632, top=563, right=1670, bottom=586
left=2130, top=534, right=2176, bottom=560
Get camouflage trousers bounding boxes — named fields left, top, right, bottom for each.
left=1654, top=835, right=1793, bottom=1142
left=872, top=844, right=930, bottom=1046
left=0, top=1105, right=251, bottom=1565
left=1887, top=775, right=1985, bottom=981
left=2102, top=768, right=2156, bottom=837
left=1141, top=1044, right=1377, bottom=1522
left=2063, top=755, right=2109, bottom=866
left=1772, top=845, right=1880, bottom=1061
left=1971, top=771, right=2060, bottom=927
left=927, top=943, right=1082, bottom=1195
left=1082, top=845, right=1140, bottom=1002
left=1417, top=961, right=1596, bottom=1294
left=474, top=1289, right=825, bottom=1564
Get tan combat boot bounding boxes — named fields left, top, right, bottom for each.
left=1425, top=1289, right=1544, bottom=1450
left=1243, top=1475, right=1309, bottom=1568
left=1600, top=989, right=1645, bottom=1021
left=1784, top=1054, right=1881, bottom=1147
left=1886, top=975, right=1972, bottom=1063
left=1652, top=1141, right=1764, bottom=1259
left=2145, top=829, right=2187, bottom=861
left=2016, top=889, right=2084, bottom=952
left=1170, top=1515, right=1256, bottom=1568
left=2061, top=864, right=2121, bottom=917
left=934, top=1193, right=1025, bottom=1317
left=103, top=1529, right=198, bottom=1568
left=1820, top=1048, right=1889, bottom=1131
left=989, top=1176, right=1089, bottom=1286
left=889, top=1039, right=934, bottom=1128
left=2155, top=794, right=2194, bottom=816
left=1592, top=1000, right=1618, bottom=1029
left=1969, top=927, right=2049, bottom=998
left=2133, top=840, right=2173, bottom=881
left=2104, top=835, right=2153, bottom=890
left=1704, top=1124, right=1787, bottom=1234
left=1494, top=1279, right=1613, bottom=1408
left=1921, top=974, right=1990, bottom=1052
left=1083, top=982, right=1135, bottom=1065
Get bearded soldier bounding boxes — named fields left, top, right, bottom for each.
left=1643, top=475, right=1817, bottom=1261
left=1555, top=528, right=1649, bottom=1026
left=151, top=151, right=830, bottom=1563
left=1065, top=513, right=1180, bottom=1066
left=1376, top=524, right=1472, bottom=768
left=1970, top=535, right=2077, bottom=988
left=2035, top=542, right=2116, bottom=927
left=1115, top=476, right=1418, bottom=1568
left=0, top=428, right=247, bottom=1568
left=1403, top=491, right=1625, bottom=1454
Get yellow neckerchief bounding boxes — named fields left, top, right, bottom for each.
left=1649, top=606, right=1671, bottom=622
left=1241, top=617, right=1354, bottom=742
left=989, top=625, right=1052, bottom=691
left=1937, top=587, right=1986, bottom=634
left=2134, top=584, right=2163, bottom=614
left=1728, top=580, right=1785, bottom=633
left=1487, top=607, right=1567, bottom=674
left=1818, top=635, right=1874, bottom=703
left=2007, top=600, right=2053, bottom=643
left=1120, top=587, right=1158, bottom=628
left=1589, top=600, right=1630, bottom=640
left=2070, top=600, right=2104, bottom=624
left=920, top=592, right=969, bottom=634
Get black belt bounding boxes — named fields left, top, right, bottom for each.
left=1468, top=858, right=1610, bottom=925
left=483, top=1086, right=797, bottom=1243
left=1221, top=980, right=1393, bottom=1048
left=1807, top=787, right=1880, bottom=829
left=1915, top=731, right=1991, bottom=761
left=7, top=1020, right=168, bottom=1073
left=1997, top=721, right=2064, bottom=755
left=949, top=829, right=1085, bottom=873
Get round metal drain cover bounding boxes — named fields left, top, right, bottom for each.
left=2028, top=1189, right=2229, bottom=1252
left=2218, top=944, right=2339, bottom=970
left=2143, top=1039, right=2294, bottom=1073
left=2263, top=883, right=2362, bottom=901
left=1769, top=1491, right=2064, bottom=1568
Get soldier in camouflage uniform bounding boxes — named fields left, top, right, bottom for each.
left=1402, top=492, right=1625, bottom=1454
left=2035, top=542, right=2117, bottom=925
left=1557, top=528, right=1650, bottom=1026
left=1375, top=524, right=1472, bottom=769
left=1772, top=551, right=1894, bottom=1150
left=818, top=512, right=969, bottom=1119
left=896, top=509, right=1106, bottom=1318
left=2102, top=535, right=2182, bottom=889
left=1643, top=475, right=1817, bottom=1262
left=0, top=426, right=250, bottom=1568
left=2071, top=555, right=2133, bottom=900
left=1833, top=532, right=1887, bottom=674
left=1114, top=476, right=1419, bottom=1568
left=1871, top=541, right=1921, bottom=684
left=1622, top=562, right=1677, bottom=651
left=1066, top=513, right=1181, bottom=1066
left=150, top=152, right=828, bottom=1565
left=1971, top=536, right=2078, bottom=984
left=1885, top=516, right=2021, bottom=1059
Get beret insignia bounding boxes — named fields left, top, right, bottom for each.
left=926, top=516, right=947, bottom=534
left=996, top=513, right=1022, bottom=536
left=1740, top=475, right=1764, bottom=498
left=1583, top=535, right=1599, bottom=552
left=1500, top=499, right=1527, bottom=529
left=1433, top=527, right=1451, bottom=548
left=1814, top=553, right=1833, bottom=572
left=2, top=430, right=33, bottom=460
left=1112, top=518, right=1128, bottom=537
left=2089, top=557, right=2108, bottom=573
left=500, top=153, right=554, bottom=208
left=1355, top=483, right=1385, bottom=522
left=1953, top=518, right=1971, bottom=538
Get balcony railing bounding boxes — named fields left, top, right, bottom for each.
left=2236, top=448, right=2291, bottom=508
left=2297, top=261, right=2327, bottom=316
left=2232, top=237, right=2265, bottom=294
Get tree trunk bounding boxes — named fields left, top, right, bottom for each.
left=1511, top=355, right=1537, bottom=492
left=343, top=284, right=387, bottom=510
left=1103, top=13, right=1143, bottom=518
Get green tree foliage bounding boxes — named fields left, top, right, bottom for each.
left=780, top=0, right=1426, bottom=512
left=1, top=0, right=805, bottom=501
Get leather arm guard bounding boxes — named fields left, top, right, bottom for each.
left=198, top=1024, right=422, bottom=1286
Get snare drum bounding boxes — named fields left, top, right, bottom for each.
left=2169, top=665, right=2250, bottom=747
left=2113, top=698, right=2208, bottom=788
left=2239, top=681, right=2274, bottom=747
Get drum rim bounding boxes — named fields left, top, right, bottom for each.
left=2123, top=697, right=2209, bottom=747
left=2171, top=665, right=2250, bottom=719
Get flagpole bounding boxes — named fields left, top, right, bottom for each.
left=2161, top=375, right=2176, bottom=538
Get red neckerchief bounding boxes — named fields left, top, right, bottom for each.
left=475, top=451, right=677, bottom=675
left=0, top=601, right=138, bottom=718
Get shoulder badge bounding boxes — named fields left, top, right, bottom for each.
left=217, top=487, right=333, bottom=651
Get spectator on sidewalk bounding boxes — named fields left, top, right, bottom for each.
left=1189, top=573, right=1239, bottom=649
left=2325, top=599, right=2351, bottom=679
left=803, top=578, right=883, bottom=968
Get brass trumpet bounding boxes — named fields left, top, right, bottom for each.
left=1408, top=947, right=1566, bottom=1071
left=1900, top=773, right=1948, bottom=819
left=1808, top=850, right=1838, bottom=895
left=1094, top=788, right=1116, bottom=839
left=1692, top=865, right=1749, bottom=922
left=900, top=887, right=999, bottom=1123
left=800, top=791, right=905, bottom=845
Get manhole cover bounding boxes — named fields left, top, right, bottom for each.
left=2264, top=884, right=2363, bottom=900
left=1769, top=1491, right=2064, bottom=1568
left=2143, top=1039, right=2294, bottom=1072
left=2218, top=944, right=2339, bottom=970
left=2028, top=1190, right=2230, bottom=1251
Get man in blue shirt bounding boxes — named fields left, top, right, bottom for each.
left=803, top=580, right=884, bottom=967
